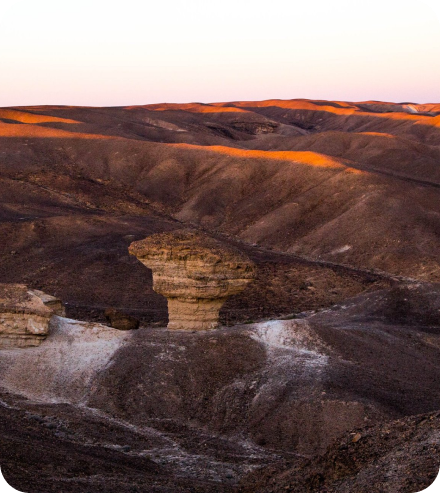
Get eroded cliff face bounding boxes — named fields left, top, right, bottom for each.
left=0, top=284, right=63, bottom=348
left=129, top=230, right=255, bottom=330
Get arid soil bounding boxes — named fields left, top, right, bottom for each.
left=0, top=99, right=439, bottom=492
left=238, top=410, right=440, bottom=493
left=0, top=285, right=439, bottom=492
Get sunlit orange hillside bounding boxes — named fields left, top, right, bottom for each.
left=0, top=97, right=439, bottom=308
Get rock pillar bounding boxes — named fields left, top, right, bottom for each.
left=129, top=230, right=255, bottom=330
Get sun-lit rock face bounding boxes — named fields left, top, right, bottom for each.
left=0, top=284, right=63, bottom=348
left=129, top=230, right=255, bottom=330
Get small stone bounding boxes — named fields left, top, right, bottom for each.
left=352, top=433, right=362, bottom=443
left=104, top=308, right=139, bottom=331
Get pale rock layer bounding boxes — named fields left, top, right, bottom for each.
left=0, top=284, right=64, bottom=348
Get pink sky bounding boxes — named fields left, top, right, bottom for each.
left=1, top=0, right=440, bottom=106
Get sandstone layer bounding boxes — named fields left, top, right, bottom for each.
left=0, top=284, right=62, bottom=348
left=129, top=230, right=255, bottom=330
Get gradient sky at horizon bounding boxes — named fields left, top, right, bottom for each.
left=1, top=0, right=440, bottom=106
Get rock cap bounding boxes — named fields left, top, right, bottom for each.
left=129, top=229, right=255, bottom=273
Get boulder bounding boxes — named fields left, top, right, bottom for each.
left=104, top=308, right=140, bottom=331
left=0, top=284, right=62, bottom=348
left=129, top=230, right=255, bottom=330
left=29, top=289, right=66, bottom=316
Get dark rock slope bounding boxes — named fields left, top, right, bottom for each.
left=238, top=410, right=440, bottom=493
left=0, top=285, right=438, bottom=491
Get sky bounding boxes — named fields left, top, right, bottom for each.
left=1, top=0, right=440, bottom=106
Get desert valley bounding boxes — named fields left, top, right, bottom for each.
left=0, top=98, right=439, bottom=492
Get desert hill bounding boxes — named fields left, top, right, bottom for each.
left=0, top=99, right=439, bottom=492
left=1, top=99, right=439, bottom=302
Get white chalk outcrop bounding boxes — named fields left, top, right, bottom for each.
left=0, top=316, right=130, bottom=403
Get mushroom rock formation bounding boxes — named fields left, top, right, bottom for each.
left=129, top=230, right=256, bottom=330
left=0, top=284, right=63, bottom=348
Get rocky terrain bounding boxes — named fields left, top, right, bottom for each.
left=0, top=99, right=439, bottom=492
left=239, top=410, right=440, bottom=493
